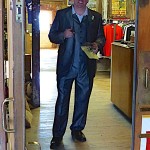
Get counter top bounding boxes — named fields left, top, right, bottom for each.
left=112, top=41, right=135, bottom=49
left=112, top=42, right=130, bottom=48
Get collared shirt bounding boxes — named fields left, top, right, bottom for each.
left=72, top=5, right=88, bottom=22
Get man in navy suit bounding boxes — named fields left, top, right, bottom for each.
left=48, top=0, right=105, bottom=149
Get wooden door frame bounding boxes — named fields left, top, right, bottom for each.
left=5, top=0, right=25, bottom=148
left=12, top=0, right=25, bottom=148
left=0, top=0, right=7, bottom=149
left=131, top=0, right=138, bottom=149
left=132, top=1, right=142, bottom=149
left=132, top=0, right=150, bottom=149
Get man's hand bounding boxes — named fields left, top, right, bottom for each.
left=92, top=42, right=98, bottom=54
left=64, top=29, right=74, bottom=39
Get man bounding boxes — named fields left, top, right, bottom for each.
left=48, top=0, right=105, bottom=149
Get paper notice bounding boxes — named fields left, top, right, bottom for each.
left=81, top=46, right=99, bottom=60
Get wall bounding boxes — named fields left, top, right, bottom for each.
left=95, top=0, right=136, bottom=22
left=39, top=2, right=64, bottom=49
left=25, top=0, right=136, bottom=51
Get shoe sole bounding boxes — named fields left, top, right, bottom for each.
left=72, top=136, right=86, bottom=142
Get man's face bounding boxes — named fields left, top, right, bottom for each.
left=74, top=0, right=89, bottom=8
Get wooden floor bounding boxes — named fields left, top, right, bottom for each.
left=26, top=49, right=132, bottom=150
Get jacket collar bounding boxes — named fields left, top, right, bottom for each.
left=87, top=9, right=95, bottom=24
left=65, top=6, right=74, bottom=28
left=72, top=5, right=88, bottom=16
left=65, top=7, right=94, bottom=28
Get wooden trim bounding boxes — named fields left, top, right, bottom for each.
left=133, top=111, right=142, bottom=150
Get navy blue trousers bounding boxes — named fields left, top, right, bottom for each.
left=52, top=69, right=94, bottom=138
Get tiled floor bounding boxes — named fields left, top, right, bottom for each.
left=26, top=49, right=132, bottom=150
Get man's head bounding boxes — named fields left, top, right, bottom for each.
left=73, top=0, right=89, bottom=9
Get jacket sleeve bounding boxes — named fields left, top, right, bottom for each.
left=95, top=14, right=106, bottom=51
left=48, top=10, right=65, bottom=44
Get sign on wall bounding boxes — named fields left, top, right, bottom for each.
left=112, top=0, right=126, bottom=17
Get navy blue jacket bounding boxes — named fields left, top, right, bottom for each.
left=48, top=6, right=105, bottom=77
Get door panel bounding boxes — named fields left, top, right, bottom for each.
left=10, top=0, right=25, bottom=148
left=0, top=0, right=7, bottom=149
left=133, top=0, right=150, bottom=149
left=138, top=1, right=150, bottom=51
left=7, top=0, right=15, bottom=147
left=137, top=52, right=150, bottom=107
left=0, top=0, right=25, bottom=149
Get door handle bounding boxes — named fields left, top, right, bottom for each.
left=145, top=68, right=149, bottom=89
left=2, top=98, right=15, bottom=133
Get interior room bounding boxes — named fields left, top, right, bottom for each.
left=25, top=0, right=133, bottom=149
left=1, top=0, right=150, bottom=150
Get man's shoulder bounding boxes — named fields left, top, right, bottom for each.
left=88, top=8, right=102, bottom=17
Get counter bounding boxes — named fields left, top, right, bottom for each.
left=111, top=42, right=134, bottom=118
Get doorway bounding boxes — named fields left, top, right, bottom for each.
left=25, top=2, right=131, bottom=150
left=25, top=11, right=131, bottom=149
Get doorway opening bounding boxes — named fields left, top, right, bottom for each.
left=39, top=10, right=53, bottom=49
left=25, top=4, right=131, bottom=150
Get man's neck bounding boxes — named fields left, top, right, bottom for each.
left=74, top=5, right=87, bottom=16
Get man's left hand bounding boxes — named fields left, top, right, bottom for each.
left=92, top=42, right=98, bottom=54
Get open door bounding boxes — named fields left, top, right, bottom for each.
left=0, top=0, right=25, bottom=149
left=133, top=1, right=150, bottom=149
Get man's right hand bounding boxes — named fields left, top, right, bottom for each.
left=64, top=29, right=75, bottom=39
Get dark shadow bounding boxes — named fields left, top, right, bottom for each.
left=139, top=0, right=149, bottom=7
left=113, top=104, right=132, bottom=123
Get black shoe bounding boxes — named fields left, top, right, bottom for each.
left=50, top=137, right=62, bottom=149
left=71, top=130, right=86, bottom=142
